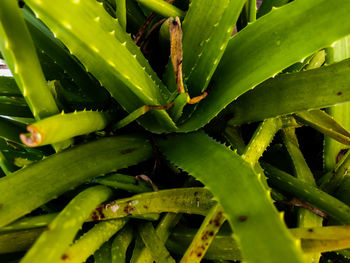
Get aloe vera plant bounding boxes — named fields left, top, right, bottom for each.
left=2, top=0, right=350, bottom=262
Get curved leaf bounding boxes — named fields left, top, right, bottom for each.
left=180, top=0, right=350, bottom=131
left=21, top=186, right=113, bottom=263
left=226, top=58, right=350, bottom=126
left=25, top=0, right=177, bottom=133
left=0, top=134, right=153, bottom=227
left=156, top=131, right=304, bottom=263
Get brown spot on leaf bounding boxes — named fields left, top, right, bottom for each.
left=201, top=231, right=209, bottom=241
left=238, top=216, right=248, bottom=222
left=120, top=148, right=136, bottom=154
left=123, top=202, right=135, bottom=214
left=91, top=211, right=99, bottom=221
left=208, top=231, right=214, bottom=236
left=96, top=206, right=105, bottom=219
left=197, top=252, right=202, bottom=257
left=337, top=91, right=343, bottom=96
left=214, top=211, right=223, bottom=226
left=308, top=228, right=314, bottom=233
left=143, top=205, right=148, bottom=209
left=61, top=254, right=69, bottom=260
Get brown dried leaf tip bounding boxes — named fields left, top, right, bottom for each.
left=20, top=125, right=42, bottom=147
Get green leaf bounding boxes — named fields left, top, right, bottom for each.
left=133, top=213, right=181, bottom=263
left=0, top=116, right=26, bottom=144
left=157, top=131, right=305, bottom=263
left=282, top=128, right=322, bottom=263
left=21, top=186, right=113, bottom=263
left=324, top=36, right=350, bottom=171
left=226, top=58, right=350, bottom=126
left=180, top=0, right=350, bottom=131
left=87, top=188, right=214, bottom=221
left=180, top=0, right=246, bottom=121
left=295, top=110, right=350, bottom=145
left=263, top=162, right=350, bottom=224
left=111, top=225, right=134, bottom=263
left=22, top=8, right=109, bottom=104
left=20, top=110, right=113, bottom=147
left=116, top=0, right=127, bottom=30
left=25, top=0, right=177, bottom=133
left=0, top=96, right=32, bottom=118
left=135, top=0, right=185, bottom=18
left=0, top=134, right=153, bottom=227
left=60, top=219, right=127, bottom=263
left=180, top=204, right=225, bottom=263
left=0, top=228, right=43, bottom=254
left=0, top=76, right=20, bottom=97
left=138, top=222, right=176, bottom=263
left=0, top=0, right=59, bottom=120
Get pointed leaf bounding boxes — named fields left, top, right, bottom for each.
left=0, top=134, right=153, bottom=227
left=180, top=0, right=350, bottom=131
left=295, top=110, right=350, bottom=145
left=157, top=131, right=304, bottom=263
left=227, top=58, right=350, bottom=126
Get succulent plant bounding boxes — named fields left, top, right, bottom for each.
left=2, top=0, right=350, bottom=262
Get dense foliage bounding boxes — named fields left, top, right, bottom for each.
left=2, top=0, right=350, bottom=262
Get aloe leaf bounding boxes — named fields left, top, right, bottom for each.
left=324, top=36, right=350, bottom=173
left=0, top=151, right=17, bottom=175
left=0, top=228, right=43, bottom=254
left=0, top=76, right=20, bottom=96
left=183, top=0, right=245, bottom=102
left=94, top=241, right=112, bottom=263
left=133, top=213, right=181, bottom=263
left=227, top=58, right=350, bottom=126
left=111, top=225, right=133, bottom=263
left=138, top=222, right=176, bottom=263
left=295, top=110, right=350, bottom=145
left=320, top=151, right=350, bottom=194
left=0, top=213, right=58, bottom=233
left=25, top=0, right=177, bottom=133
left=180, top=204, right=225, bottom=263
left=223, top=126, right=246, bottom=155
left=179, top=0, right=245, bottom=97
left=180, top=0, right=350, bottom=131
left=257, top=0, right=289, bottom=18
left=0, top=117, right=26, bottom=144
left=116, top=0, right=127, bottom=30
left=21, top=185, right=113, bottom=263
left=0, top=96, right=32, bottom=118
left=135, top=0, right=185, bottom=18
left=20, top=110, right=113, bottom=147
left=167, top=226, right=350, bottom=260
left=87, top=188, right=214, bottom=221
left=262, top=162, right=350, bottom=224
left=59, top=219, right=128, bottom=263
left=167, top=229, right=241, bottom=261
left=22, top=8, right=108, bottom=103
left=0, top=0, right=59, bottom=120
left=301, top=239, right=350, bottom=254
left=157, top=131, right=304, bottom=263
left=0, top=134, right=153, bottom=227
left=79, top=0, right=166, bottom=96
left=282, top=128, right=322, bottom=263
left=243, top=118, right=281, bottom=165
left=324, top=104, right=350, bottom=171
left=93, top=173, right=153, bottom=193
